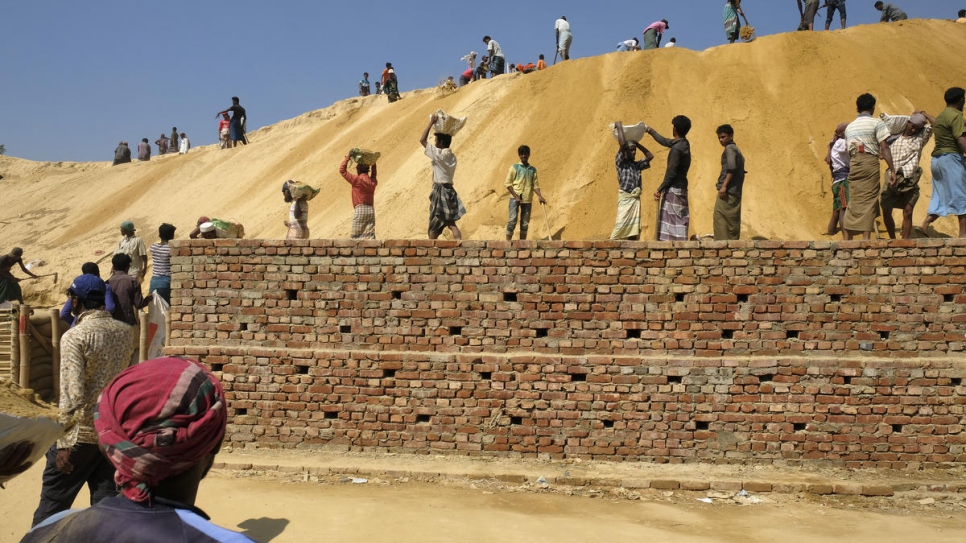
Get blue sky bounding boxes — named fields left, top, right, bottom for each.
left=0, top=0, right=957, bottom=162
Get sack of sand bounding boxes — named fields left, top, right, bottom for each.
left=349, top=148, right=381, bottom=167
left=432, top=109, right=467, bottom=136
left=879, top=113, right=911, bottom=136
left=0, top=381, right=67, bottom=485
left=283, top=180, right=321, bottom=201
left=611, top=122, right=648, bottom=143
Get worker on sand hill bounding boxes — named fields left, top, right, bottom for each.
left=483, top=36, right=505, bottom=76
left=420, top=114, right=464, bottom=240
left=797, top=0, right=820, bottom=30
left=216, top=97, right=248, bottom=146
left=114, top=220, right=148, bottom=283
left=875, top=2, right=907, bottom=22
left=617, top=38, right=640, bottom=52
left=21, top=357, right=257, bottom=543
left=824, top=122, right=851, bottom=237
left=504, top=145, right=547, bottom=241
left=555, top=15, right=571, bottom=61
left=713, top=124, right=746, bottom=241
left=112, top=141, right=131, bottom=166
left=921, top=87, right=966, bottom=238
left=339, top=151, right=378, bottom=239
left=880, top=111, right=934, bottom=240
left=0, top=247, right=39, bottom=304
left=724, top=0, right=748, bottom=43
left=842, top=93, right=895, bottom=240
left=610, top=122, right=653, bottom=241
left=824, top=0, right=847, bottom=30
left=645, top=116, right=693, bottom=241
left=642, top=19, right=669, bottom=49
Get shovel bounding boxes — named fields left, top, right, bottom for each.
left=26, top=272, right=58, bottom=283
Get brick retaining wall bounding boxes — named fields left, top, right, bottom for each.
left=167, top=239, right=966, bottom=468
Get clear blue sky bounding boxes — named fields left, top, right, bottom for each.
left=0, top=0, right=956, bottom=162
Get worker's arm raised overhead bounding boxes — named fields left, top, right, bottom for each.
left=419, top=114, right=439, bottom=148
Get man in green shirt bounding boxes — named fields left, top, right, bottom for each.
left=922, top=87, right=966, bottom=237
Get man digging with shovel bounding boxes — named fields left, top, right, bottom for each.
left=0, top=247, right=40, bottom=304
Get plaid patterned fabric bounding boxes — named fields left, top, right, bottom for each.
left=890, top=126, right=932, bottom=179
left=95, top=357, right=227, bottom=503
left=658, top=188, right=690, bottom=241
left=351, top=204, right=376, bottom=239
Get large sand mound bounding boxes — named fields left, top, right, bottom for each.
left=1, top=20, right=965, bottom=303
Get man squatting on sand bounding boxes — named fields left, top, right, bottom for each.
left=340, top=152, right=378, bottom=239
left=21, top=357, right=257, bottom=542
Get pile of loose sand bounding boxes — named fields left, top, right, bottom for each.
left=1, top=20, right=964, bottom=302
left=0, top=381, right=57, bottom=420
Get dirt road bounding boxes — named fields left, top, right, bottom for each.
left=3, top=459, right=964, bottom=543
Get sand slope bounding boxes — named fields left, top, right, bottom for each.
left=1, top=20, right=965, bottom=303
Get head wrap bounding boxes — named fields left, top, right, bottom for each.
left=95, top=357, right=227, bottom=503
left=835, top=122, right=849, bottom=138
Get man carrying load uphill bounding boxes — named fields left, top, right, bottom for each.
left=340, top=149, right=379, bottom=239
left=420, top=110, right=467, bottom=240
left=610, top=122, right=654, bottom=241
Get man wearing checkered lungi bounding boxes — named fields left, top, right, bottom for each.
left=339, top=154, right=378, bottom=239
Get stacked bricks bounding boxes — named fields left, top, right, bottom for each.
left=166, top=238, right=966, bottom=467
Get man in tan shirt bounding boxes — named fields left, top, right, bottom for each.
left=31, top=274, right=133, bottom=526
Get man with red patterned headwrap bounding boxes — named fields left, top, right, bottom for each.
left=21, top=357, right=255, bottom=543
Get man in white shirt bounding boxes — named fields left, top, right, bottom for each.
left=664, top=38, right=677, bottom=48
left=419, top=114, right=464, bottom=240
left=483, top=36, right=505, bottom=76
left=555, top=16, right=571, bottom=61
left=114, top=221, right=147, bottom=282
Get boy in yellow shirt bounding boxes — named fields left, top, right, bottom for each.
left=505, top=145, right=547, bottom=240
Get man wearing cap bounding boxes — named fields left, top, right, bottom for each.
left=114, top=221, right=147, bottom=283
left=555, top=15, right=572, bottom=61
left=642, top=19, right=669, bottom=50
left=881, top=111, right=935, bottom=239
left=30, top=274, right=133, bottom=526
left=22, top=358, right=256, bottom=542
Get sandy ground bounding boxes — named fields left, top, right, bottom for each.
left=3, top=450, right=965, bottom=543
left=2, top=20, right=966, bottom=307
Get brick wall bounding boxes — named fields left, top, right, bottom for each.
left=166, top=239, right=966, bottom=468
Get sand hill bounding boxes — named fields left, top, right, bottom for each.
left=2, top=20, right=965, bottom=305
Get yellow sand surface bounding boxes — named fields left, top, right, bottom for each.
left=1, top=20, right=964, bottom=304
